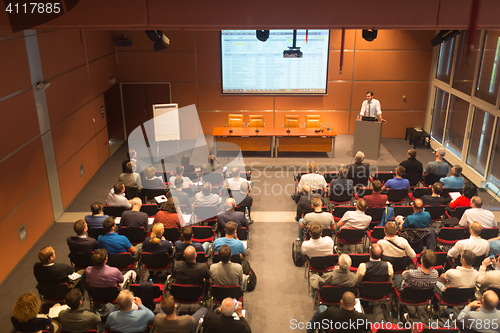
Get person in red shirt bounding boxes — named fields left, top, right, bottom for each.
left=445, top=180, right=477, bottom=216
left=153, top=197, right=185, bottom=230
left=362, top=180, right=388, bottom=209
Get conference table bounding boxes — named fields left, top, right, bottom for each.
left=212, top=127, right=337, bottom=158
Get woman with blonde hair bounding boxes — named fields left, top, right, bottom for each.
left=143, top=223, right=173, bottom=255
left=11, top=292, right=58, bottom=333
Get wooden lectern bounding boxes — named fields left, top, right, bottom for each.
left=353, top=119, right=382, bottom=160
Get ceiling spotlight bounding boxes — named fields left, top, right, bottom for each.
left=145, top=30, right=169, bottom=51
left=362, top=29, right=378, bottom=42
left=256, top=30, right=270, bottom=42
left=431, top=30, right=460, bottom=47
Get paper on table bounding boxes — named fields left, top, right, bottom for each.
left=449, top=192, right=461, bottom=201
left=155, top=195, right=168, bottom=203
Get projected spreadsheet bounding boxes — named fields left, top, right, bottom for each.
left=221, top=30, right=329, bottom=94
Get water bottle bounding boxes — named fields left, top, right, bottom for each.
left=245, top=207, right=250, bottom=223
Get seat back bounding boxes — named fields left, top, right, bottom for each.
left=170, top=284, right=203, bottom=303
left=103, top=205, right=127, bottom=217
left=337, top=228, right=366, bottom=243
left=308, top=254, right=338, bottom=271
left=248, top=115, right=264, bottom=127
left=140, top=204, right=159, bottom=217
left=305, top=115, right=321, bottom=128
left=194, top=205, right=219, bottom=223
left=451, top=206, right=471, bottom=219
left=191, top=226, right=214, bottom=243
left=141, top=252, right=171, bottom=268
left=329, top=191, right=352, bottom=203
left=37, top=283, right=70, bottom=302
left=423, top=173, right=442, bottom=186
left=399, top=287, right=434, bottom=304
left=437, top=227, right=466, bottom=241
left=423, top=205, right=446, bottom=221
left=237, top=227, right=248, bottom=240
left=324, top=172, right=339, bottom=183
left=69, top=252, right=93, bottom=269
left=228, top=114, right=243, bottom=127
left=402, top=173, right=421, bottom=187
left=355, top=188, right=373, bottom=198
left=369, top=227, right=386, bottom=242
left=372, top=172, right=394, bottom=184
left=332, top=206, right=356, bottom=220
left=383, top=256, right=411, bottom=273
left=358, top=281, right=393, bottom=299
left=284, top=115, right=300, bottom=128
left=211, top=285, right=243, bottom=303
left=142, top=188, right=167, bottom=201
left=480, top=228, right=499, bottom=240
left=107, top=252, right=135, bottom=270
left=202, top=172, right=224, bottom=186
left=125, top=186, right=141, bottom=200
left=118, top=227, right=147, bottom=244
left=440, top=287, right=476, bottom=305
left=365, top=208, right=384, bottom=223
left=411, top=187, right=432, bottom=199
left=393, top=206, right=414, bottom=218
left=129, top=283, right=163, bottom=302
left=87, top=286, right=119, bottom=304
left=387, top=189, right=409, bottom=203
left=319, top=285, right=357, bottom=305
left=163, top=228, right=180, bottom=242
left=349, top=254, right=370, bottom=269
left=155, top=171, right=169, bottom=183
left=88, top=228, right=104, bottom=240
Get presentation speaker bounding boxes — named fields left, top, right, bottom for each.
left=357, top=91, right=386, bottom=123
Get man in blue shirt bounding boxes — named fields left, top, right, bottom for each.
left=213, top=222, right=246, bottom=256
left=98, top=217, right=139, bottom=256
left=106, top=290, right=154, bottom=333
left=85, top=202, right=109, bottom=229
left=440, top=165, right=465, bottom=189
left=400, top=199, right=431, bottom=229
left=382, top=166, right=410, bottom=191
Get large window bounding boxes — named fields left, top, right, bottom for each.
left=453, top=31, right=481, bottom=95
left=467, top=108, right=495, bottom=176
left=488, top=122, right=500, bottom=188
left=444, top=95, right=469, bottom=157
left=430, top=88, right=450, bottom=144
left=436, top=37, right=455, bottom=84
left=475, top=30, right=500, bottom=105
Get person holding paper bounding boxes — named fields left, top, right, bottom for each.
left=203, top=298, right=251, bottom=333
left=11, top=293, right=58, bottom=333
left=358, top=91, right=385, bottom=122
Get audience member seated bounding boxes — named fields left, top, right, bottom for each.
left=421, top=182, right=450, bottom=206
left=106, top=181, right=132, bottom=208
left=154, top=295, right=208, bottom=333
left=233, top=182, right=253, bottom=213
left=377, top=222, right=416, bottom=259
left=301, top=223, right=334, bottom=259
left=169, top=165, right=194, bottom=189
left=122, top=149, right=137, bottom=173
left=171, top=178, right=192, bottom=213
left=119, top=161, right=142, bottom=188
left=213, top=222, right=247, bottom=256
left=217, top=198, right=249, bottom=231
left=347, top=151, right=371, bottom=187
left=153, top=198, right=185, bottom=230
left=298, top=197, right=334, bottom=241
left=307, top=291, right=367, bottom=333
left=143, top=166, right=166, bottom=189
left=440, top=165, right=464, bottom=189
left=363, top=179, right=388, bottom=209
left=11, top=293, right=58, bottom=333
left=400, top=199, right=431, bottom=229
left=85, top=249, right=134, bottom=289
left=85, top=202, right=109, bottom=229
left=175, top=226, right=210, bottom=254
left=105, top=290, right=155, bottom=333
left=356, top=243, right=393, bottom=284
left=67, top=219, right=98, bottom=253
left=457, top=290, right=500, bottom=333
left=205, top=155, right=223, bottom=173
left=295, top=161, right=327, bottom=202
left=459, top=196, right=496, bottom=229
left=476, top=256, right=500, bottom=298
left=59, top=289, right=102, bottom=333
left=34, top=246, right=75, bottom=285
left=446, top=180, right=477, bottom=215
left=393, top=249, right=438, bottom=291
left=120, top=197, right=149, bottom=229
left=195, top=182, right=220, bottom=208
left=334, top=198, right=371, bottom=231
left=172, top=245, right=210, bottom=286
left=203, top=298, right=251, bottom=333
left=399, top=149, right=423, bottom=178
left=448, top=222, right=489, bottom=259
left=489, top=236, right=500, bottom=255
left=382, top=166, right=410, bottom=191
left=423, top=148, right=450, bottom=182
left=143, top=223, right=173, bottom=255
left=435, top=250, right=478, bottom=295
left=210, top=244, right=245, bottom=290
left=181, top=154, right=195, bottom=174
left=330, top=167, right=353, bottom=197
left=296, top=184, right=324, bottom=221
left=226, top=166, right=247, bottom=192
left=309, top=254, right=357, bottom=297
left=98, top=217, right=138, bottom=256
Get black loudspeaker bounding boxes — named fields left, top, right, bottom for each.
left=362, top=29, right=378, bottom=42
left=145, top=30, right=168, bottom=51
left=256, top=30, right=270, bottom=42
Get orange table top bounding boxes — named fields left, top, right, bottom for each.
left=212, top=127, right=336, bottom=137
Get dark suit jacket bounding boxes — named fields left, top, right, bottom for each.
left=318, top=307, right=368, bottom=333
left=203, top=313, right=251, bottom=333
left=217, top=210, right=248, bottom=230
left=33, top=262, right=74, bottom=284
left=347, top=162, right=371, bottom=186
left=67, top=236, right=98, bottom=253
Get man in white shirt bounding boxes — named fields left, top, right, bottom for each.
left=457, top=290, right=500, bottom=333
left=358, top=91, right=385, bottom=122
left=106, top=182, right=132, bottom=209
left=297, top=161, right=327, bottom=196
left=448, top=222, right=490, bottom=259
left=334, top=198, right=371, bottom=231
left=226, top=166, right=247, bottom=192
left=459, top=196, right=496, bottom=229
left=301, top=223, right=334, bottom=259
left=298, top=197, right=334, bottom=241
left=377, top=222, right=416, bottom=259
left=435, top=250, right=479, bottom=294
left=476, top=255, right=500, bottom=298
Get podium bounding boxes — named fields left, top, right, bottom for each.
left=353, top=120, right=382, bottom=160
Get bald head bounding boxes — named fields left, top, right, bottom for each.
left=184, top=245, right=196, bottom=262
left=371, top=243, right=383, bottom=260
left=226, top=198, right=236, bottom=210
left=341, top=291, right=356, bottom=310
left=413, top=199, right=423, bottom=211
left=221, top=298, right=236, bottom=316
left=482, top=290, right=499, bottom=311
left=302, top=184, right=311, bottom=194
